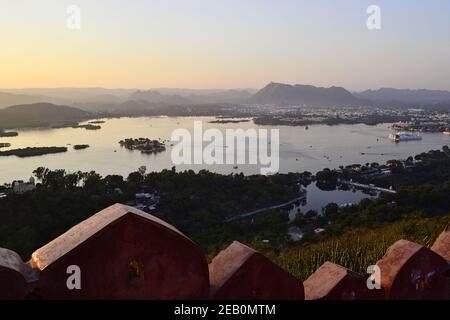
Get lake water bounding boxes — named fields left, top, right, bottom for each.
left=1, top=116, right=449, bottom=184
left=287, top=182, right=378, bottom=241
left=288, top=182, right=377, bottom=220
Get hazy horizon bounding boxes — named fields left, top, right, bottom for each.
left=3, top=83, right=450, bottom=93
left=1, top=0, right=450, bottom=90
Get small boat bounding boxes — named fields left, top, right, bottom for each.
left=388, top=132, right=422, bottom=142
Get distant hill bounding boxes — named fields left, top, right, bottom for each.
left=1, top=88, right=258, bottom=113
left=355, top=88, right=450, bottom=105
left=0, top=92, right=43, bottom=109
left=129, top=90, right=193, bottom=105
left=188, top=89, right=253, bottom=104
left=127, top=89, right=253, bottom=106
left=152, top=88, right=258, bottom=96
left=2, top=88, right=135, bottom=100
left=110, top=100, right=165, bottom=115
left=248, top=82, right=361, bottom=106
left=0, top=103, right=91, bottom=129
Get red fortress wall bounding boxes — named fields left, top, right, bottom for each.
left=1, top=204, right=209, bottom=300
left=209, top=241, right=304, bottom=300
left=0, top=204, right=449, bottom=300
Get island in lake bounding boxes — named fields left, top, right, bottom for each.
left=0, top=146, right=67, bottom=158
left=73, top=144, right=90, bottom=150
left=0, top=143, right=11, bottom=148
left=209, top=119, right=251, bottom=124
left=51, top=123, right=79, bottom=129
left=0, top=130, right=18, bottom=137
left=73, top=124, right=102, bottom=130
left=119, top=138, right=166, bottom=154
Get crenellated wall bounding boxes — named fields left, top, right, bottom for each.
left=0, top=204, right=449, bottom=300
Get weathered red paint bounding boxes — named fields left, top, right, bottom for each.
left=431, top=225, right=450, bottom=262
left=29, top=204, right=210, bottom=300
left=0, top=249, right=27, bottom=300
left=431, top=226, right=450, bottom=299
left=209, top=241, right=304, bottom=300
left=376, top=240, right=448, bottom=300
left=303, top=261, right=384, bottom=300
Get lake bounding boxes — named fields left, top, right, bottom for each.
left=288, top=182, right=378, bottom=220
left=1, top=116, right=449, bottom=184
left=287, top=183, right=378, bottom=241
left=2, top=116, right=448, bottom=219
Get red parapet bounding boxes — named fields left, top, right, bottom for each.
left=431, top=225, right=450, bottom=262
left=376, top=240, right=448, bottom=300
left=303, top=261, right=384, bottom=300
left=431, top=226, right=450, bottom=299
left=27, top=204, right=210, bottom=300
left=209, top=241, right=304, bottom=300
left=2, top=204, right=450, bottom=300
left=0, top=249, right=27, bottom=300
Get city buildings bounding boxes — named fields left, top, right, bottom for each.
left=12, top=177, right=36, bottom=194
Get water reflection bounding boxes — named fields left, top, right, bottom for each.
left=1, top=116, right=449, bottom=183
left=288, top=182, right=378, bottom=221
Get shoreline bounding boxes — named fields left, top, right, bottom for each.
left=1, top=111, right=445, bottom=132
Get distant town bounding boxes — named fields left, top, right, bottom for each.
left=2, top=84, right=450, bottom=134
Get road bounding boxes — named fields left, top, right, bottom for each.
left=225, top=195, right=306, bottom=222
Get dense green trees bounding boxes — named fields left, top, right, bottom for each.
left=73, top=144, right=89, bottom=150
left=1, top=145, right=450, bottom=278
left=293, top=212, right=306, bottom=228
left=0, top=167, right=302, bottom=258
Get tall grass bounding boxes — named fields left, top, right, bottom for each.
left=267, top=215, right=449, bottom=281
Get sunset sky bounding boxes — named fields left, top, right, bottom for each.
left=1, top=0, right=449, bottom=90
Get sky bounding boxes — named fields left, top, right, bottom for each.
left=1, top=0, right=450, bottom=91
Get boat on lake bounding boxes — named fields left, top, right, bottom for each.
left=388, top=132, right=422, bottom=142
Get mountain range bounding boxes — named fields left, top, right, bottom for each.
left=129, top=90, right=193, bottom=105
left=248, top=82, right=362, bottom=106
left=355, top=88, right=450, bottom=105
left=0, top=88, right=255, bottom=112
left=2, top=84, right=450, bottom=114
left=0, top=92, right=44, bottom=108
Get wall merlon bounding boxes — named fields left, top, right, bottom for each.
left=0, top=205, right=449, bottom=300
